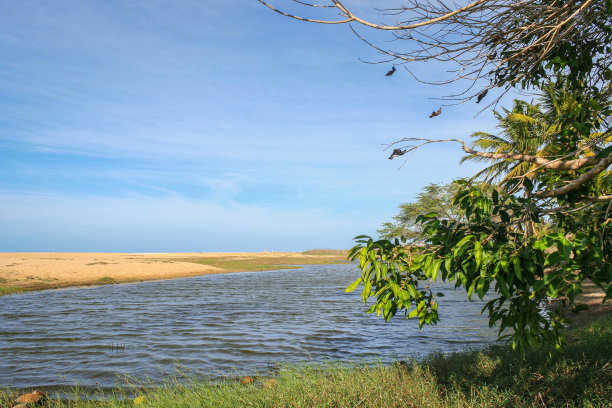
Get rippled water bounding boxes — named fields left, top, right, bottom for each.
left=0, top=264, right=498, bottom=389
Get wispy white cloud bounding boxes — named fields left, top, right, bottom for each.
left=0, top=1, right=519, bottom=252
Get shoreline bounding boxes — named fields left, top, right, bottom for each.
left=0, top=251, right=348, bottom=296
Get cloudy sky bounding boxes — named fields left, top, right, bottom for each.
left=0, top=1, right=516, bottom=252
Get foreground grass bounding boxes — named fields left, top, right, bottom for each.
left=3, top=316, right=610, bottom=408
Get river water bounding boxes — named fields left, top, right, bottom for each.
left=0, top=264, right=498, bottom=389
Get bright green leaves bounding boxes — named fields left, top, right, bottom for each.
left=347, top=236, right=440, bottom=327
left=453, top=235, right=475, bottom=258
left=350, top=179, right=610, bottom=354
left=474, top=241, right=483, bottom=268
left=512, top=258, right=523, bottom=282
left=345, top=278, right=362, bottom=293
left=426, top=258, right=442, bottom=281
left=453, top=188, right=493, bottom=223
left=533, top=236, right=554, bottom=250
left=556, top=237, right=572, bottom=260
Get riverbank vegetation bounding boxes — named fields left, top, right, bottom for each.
left=2, top=314, right=610, bottom=407
left=181, top=252, right=348, bottom=273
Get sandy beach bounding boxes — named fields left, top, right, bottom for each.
left=0, top=252, right=346, bottom=294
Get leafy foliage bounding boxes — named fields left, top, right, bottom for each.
left=377, top=182, right=464, bottom=241
left=348, top=181, right=610, bottom=352
left=258, top=0, right=612, bottom=353
left=351, top=78, right=611, bottom=352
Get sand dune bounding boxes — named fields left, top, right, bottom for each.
left=0, top=252, right=314, bottom=292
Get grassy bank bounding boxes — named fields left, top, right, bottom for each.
left=3, top=315, right=610, bottom=408
left=0, top=276, right=145, bottom=296
left=181, top=252, right=348, bottom=273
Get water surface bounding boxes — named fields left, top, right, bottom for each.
left=0, top=264, right=498, bottom=389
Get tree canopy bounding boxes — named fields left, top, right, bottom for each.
left=351, top=81, right=610, bottom=351
left=378, top=182, right=464, bottom=241
left=259, top=0, right=611, bottom=351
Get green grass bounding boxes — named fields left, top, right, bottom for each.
left=301, top=249, right=349, bottom=256
left=2, top=316, right=611, bottom=407
left=185, top=257, right=302, bottom=272
left=0, top=285, right=25, bottom=295
left=182, top=254, right=348, bottom=273
left=96, top=277, right=118, bottom=284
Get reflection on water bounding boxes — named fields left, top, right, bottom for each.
left=0, top=264, right=498, bottom=389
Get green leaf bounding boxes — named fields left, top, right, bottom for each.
left=362, top=280, right=372, bottom=300
left=524, top=258, right=536, bottom=274
left=474, top=241, right=483, bottom=268
left=476, top=276, right=489, bottom=299
left=497, top=275, right=510, bottom=297
left=347, top=245, right=361, bottom=260
left=532, top=279, right=545, bottom=294
left=468, top=278, right=478, bottom=300
left=546, top=277, right=562, bottom=298
left=445, top=257, right=452, bottom=274
left=407, top=284, right=419, bottom=299
left=533, top=236, right=554, bottom=250
left=512, top=258, right=523, bottom=282
left=500, top=258, right=510, bottom=272
left=454, top=235, right=474, bottom=258
left=545, top=252, right=564, bottom=266
left=345, top=278, right=362, bottom=293
left=557, top=237, right=572, bottom=260
left=426, top=258, right=442, bottom=280
left=353, top=235, right=371, bottom=240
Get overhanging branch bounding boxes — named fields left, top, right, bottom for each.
left=534, top=152, right=612, bottom=198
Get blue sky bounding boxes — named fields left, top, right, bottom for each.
left=0, top=1, right=516, bottom=252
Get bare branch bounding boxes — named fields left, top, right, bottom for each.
left=331, top=0, right=494, bottom=31
left=256, top=0, right=353, bottom=24
left=258, top=0, right=610, bottom=101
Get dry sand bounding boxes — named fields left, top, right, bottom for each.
left=567, top=280, right=612, bottom=327
left=0, top=252, right=310, bottom=292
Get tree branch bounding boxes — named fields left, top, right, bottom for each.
left=541, top=195, right=612, bottom=214
left=258, top=0, right=610, bottom=101
left=460, top=146, right=602, bottom=170
left=534, top=152, right=612, bottom=198
left=391, top=137, right=606, bottom=172
left=256, top=0, right=353, bottom=24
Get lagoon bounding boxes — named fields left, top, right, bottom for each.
left=0, top=264, right=498, bottom=390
